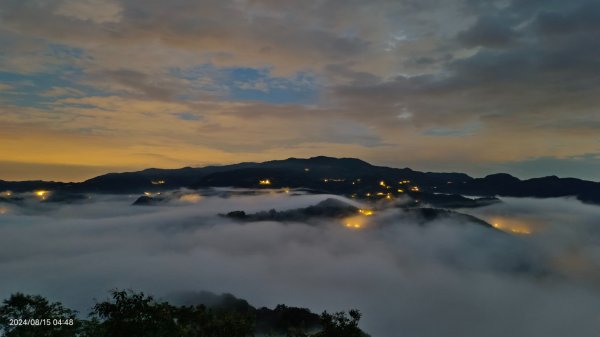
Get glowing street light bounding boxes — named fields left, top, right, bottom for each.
left=358, top=209, right=374, bottom=216
left=35, top=190, right=50, bottom=199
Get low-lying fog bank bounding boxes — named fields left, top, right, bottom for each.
left=1, top=190, right=599, bottom=337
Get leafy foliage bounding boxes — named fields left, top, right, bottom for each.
left=91, top=290, right=254, bottom=337
left=314, top=310, right=363, bottom=337
left=0, top=290, right=366, bottom=337
left=0, top=293, right=80, bottom=337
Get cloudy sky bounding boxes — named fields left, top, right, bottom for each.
left=1, top=0, right=599, bottom=181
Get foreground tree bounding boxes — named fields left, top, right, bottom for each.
left=1, top=291, right=366, bottom=337
left=90, top=290, right=178, bottom=337
left=314, top=310, right=363, bottom=337
left=280, top=310, right=365, bottom=337
left=91, top=290, right=253, bottom=337
left=0, top=293, right=81, bottom=337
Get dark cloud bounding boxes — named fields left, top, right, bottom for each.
left=329, top=0, right=600, bottom=135
left=457, top=16, right=518, bottom=48
left=323, top=64, right=381, bottom=86
left=531, top=1, right=600, bottom=38
left=100, top=69, right=177, bottom=100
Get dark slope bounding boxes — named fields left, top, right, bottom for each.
left=169, top=291, right=348, bottom=336
left=435, top=173, right=600, bottom=204
left=221, top=198, right=497, bottom=230
left=1, top=156, right=599, bottom=205
left=0, top=180, right=68, bottom=192
left=222, top=198, right=360, bottom=222
left=72, top=162, right=261, bottom=193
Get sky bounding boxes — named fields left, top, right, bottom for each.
left=1, top=0, right=600, bottom=182
left=1, top=191, right=600, bottom=337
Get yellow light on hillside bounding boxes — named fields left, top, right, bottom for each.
left=179, top=194, right=202, bottom=203
left=34, top=190, right=50, bottom=200
left=358, top=209, right=374, bottom=216
left=343, top=215, right=367, bottom=229
left=259, top=179, right=272, bottom=185
left=492, top=222, right=532, bottom=235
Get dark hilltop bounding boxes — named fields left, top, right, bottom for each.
left=1, top=156, right=598, bottom=206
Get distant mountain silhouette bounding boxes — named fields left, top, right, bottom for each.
left=1, top=156, right=599, bottom=205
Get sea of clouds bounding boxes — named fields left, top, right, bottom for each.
left=1, top=190, right=599, bottom=337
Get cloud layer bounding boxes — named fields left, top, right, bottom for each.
left=1, top=191, right=599, bottom=337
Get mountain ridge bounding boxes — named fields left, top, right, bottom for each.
left=1, top=156, right=599, bottom=205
